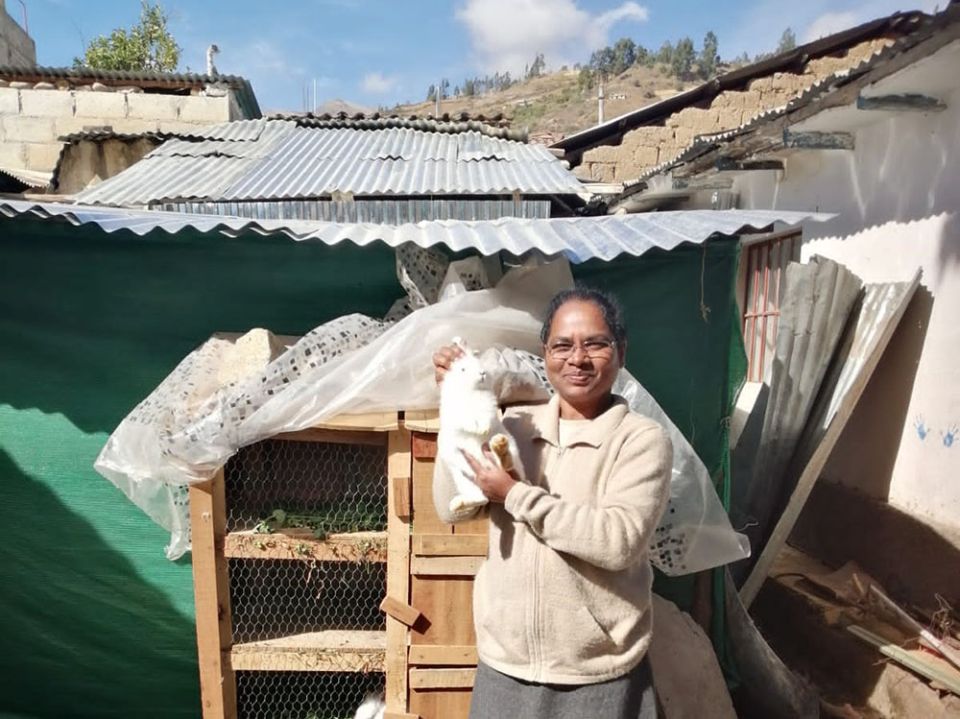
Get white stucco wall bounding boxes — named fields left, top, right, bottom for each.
left=731, top=84, right=960, bottom=533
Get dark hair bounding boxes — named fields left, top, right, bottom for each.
left=540, top=286, right=627, bottom=346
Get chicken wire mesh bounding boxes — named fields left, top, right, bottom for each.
left=236, top=671, right=384, bottom=719
left=224, top=437, right=390, bottom=718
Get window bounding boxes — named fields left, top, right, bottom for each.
left=741, top=231, right=801, bottom=383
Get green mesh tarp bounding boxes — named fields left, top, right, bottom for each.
left=0, top=217, right=744, bottom=718
left=0, top=218, right=401, bottom=719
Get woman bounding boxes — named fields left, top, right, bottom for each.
left=432, top=287, right=672, bottom=719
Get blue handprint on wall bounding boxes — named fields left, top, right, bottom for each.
left=914, top=415, right=929, bottom=441
left=942, top=425, right=958, bottom=448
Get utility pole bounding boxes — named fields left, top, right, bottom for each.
left=435, top=77, right=441, bottom=117
left=313, top=78, right=317, bottom=114
left=598, top=79, right=605, bottom=125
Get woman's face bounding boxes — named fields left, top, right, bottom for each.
left=544, top=299, right=625, bottom=416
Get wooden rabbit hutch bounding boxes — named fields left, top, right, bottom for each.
left=190, top=410, right=488, bottom=719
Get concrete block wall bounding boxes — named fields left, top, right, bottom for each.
left=576, top=39, right=896, bottom=183
left=0, top=84, right=236, bottom=174
left=0, top=1, right=35, bottom=67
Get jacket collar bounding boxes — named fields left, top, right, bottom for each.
left=529, top=393, right=630, bottom=448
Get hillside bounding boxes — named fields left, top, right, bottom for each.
left=391, top=63, right=703, bottom=141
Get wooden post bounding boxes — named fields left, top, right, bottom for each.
left=190, top=469, right=237, bottom=719
left=385, top=425, right=413, bottom=714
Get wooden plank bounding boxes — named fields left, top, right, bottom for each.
left=404, top=409, right=440, bottom=433
left=223, top=529, right=387, bottom=562
left=412, top=556, right=484, bottom=576
left=410, top=576, right=476, bottom=647
left=409, top=668, right=477, bottom=690
left=384, top=713, right=420, bottom=719
left=846, top=625, right=960, bottom=696
left=412, top=433, right=438, bottom=459
left=782, top=129, right=855, bottom=150
left=190, top=470, right=237, bottom=719
left=385, top=426, right=413, bottom=715
left=412, top=452, right=451, bottom=536
left=274, top=427, right=387, bottom=446
left=408, top=645, right=478, bottom=667
left=392, top=475, right=412, bottom=520
left=413, top=534, right=487, bottom=557
left=230, top=630, right=385, bottom=672
left=314, top=411, right=400, bottom=432
left=856, top=93, right=946, bottom=112
left=408, top=689, right=472, bottom=719
left=741, top=275, right=920, bottom=606
left=380, top=596, right=422, bottom=628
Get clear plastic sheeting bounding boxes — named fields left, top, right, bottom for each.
left=95, top=258, right=748, bottom=573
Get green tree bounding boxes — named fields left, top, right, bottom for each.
left=777, top=27, right=797, bottom=53
left=656, top=40, right=674, bottom=65
left=634, top=44, right=649, bottom=66
left=74, top=1, right=180, bottom=72
left=610, top=37, right=636, bottom=75
left=671, top=37, right=695, bottom=79
left=699, top=31, right=719, bottom=79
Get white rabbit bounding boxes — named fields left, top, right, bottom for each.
left=438, top=339, right=525, bottom=516
left=353, top=694, right=385, bottom=719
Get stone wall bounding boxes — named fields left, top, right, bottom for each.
left=577, top=39, right=892, bottom=183
left=0, top=83, right=239, bottom=174
left=0, top=0, right=35, bottom=66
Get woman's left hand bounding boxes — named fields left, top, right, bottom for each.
left=461, top=447, right=518, bottom=504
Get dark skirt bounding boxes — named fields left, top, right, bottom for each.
left=469, top=658, right=657, bottom=719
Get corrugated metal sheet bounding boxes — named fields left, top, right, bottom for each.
left=0, top=200, right=830, bottom=263
left=74, top=122, right=585, bottom=205
left=740, top=257, right=863, bottom=564
left=0, top=166, right=51, bottom=188
left=162, top=198, right=551, bottom=222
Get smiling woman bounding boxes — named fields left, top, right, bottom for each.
left=432, top=286, right=671, bottom=719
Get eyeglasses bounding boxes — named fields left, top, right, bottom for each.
left=545, top=338, right=616, bottom=361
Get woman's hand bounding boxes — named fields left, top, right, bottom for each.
left=432, top=344, right=464, bottom=385
left=461, top=446, right=518, bottom=504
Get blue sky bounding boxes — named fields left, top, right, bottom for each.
left=21, top=0, right=939, bottom=112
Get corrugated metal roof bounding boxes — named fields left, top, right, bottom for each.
left=0, top=199, right=830, bottom=263
left=0, top=166, right=52, bottom=188
left=74, top=122, right=585, bottom=204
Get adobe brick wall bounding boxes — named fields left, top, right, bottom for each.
left=0, top=83, right=237, bottom=174
left=576, top=38, right=893, bottom=183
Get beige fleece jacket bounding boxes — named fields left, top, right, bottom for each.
left=433, top=392, right=673, bottom=685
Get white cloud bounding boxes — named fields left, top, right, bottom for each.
left=456, top=0, right=649, bottom=74
left=803, top=11, right=859, bottom=41
left=361, top=72, right=398, bottom=94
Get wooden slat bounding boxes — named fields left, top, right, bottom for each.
left=384, top=713, right=420, bottom=719
left=413, top=534, right=487, bottom=557
left=385, top=426, right=413, bottom=714
left=412, top=451, right=451, bottom=536
left=380, top=596, right=422, bottom=628
left=410, top=577, right=476, bottom=648
left=230, top=630, right=385, bottom=672
left=224, top=529, right=387, bottom=562
left=408, top=645, right=478, bottom=667
left=412, top=433, right=438, bottom=459
left=274, top=427, right=387, bottom=446
left=409, top=689, right=472, bottom=719
left=412, top=556, right=484, bottom=576
left=392, top=475, right=412, bottom=520
left=314, top=411, right=400, bottom=432
left=409, top=668, right=477, bottom=690
left=404, top=409, right=441, bottom=433
left=190, top=470, right=237, bottom=719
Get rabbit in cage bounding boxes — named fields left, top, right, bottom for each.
left=353, top=694, right=385, bottom=719
left=437, top=338, right=525, bottom=516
